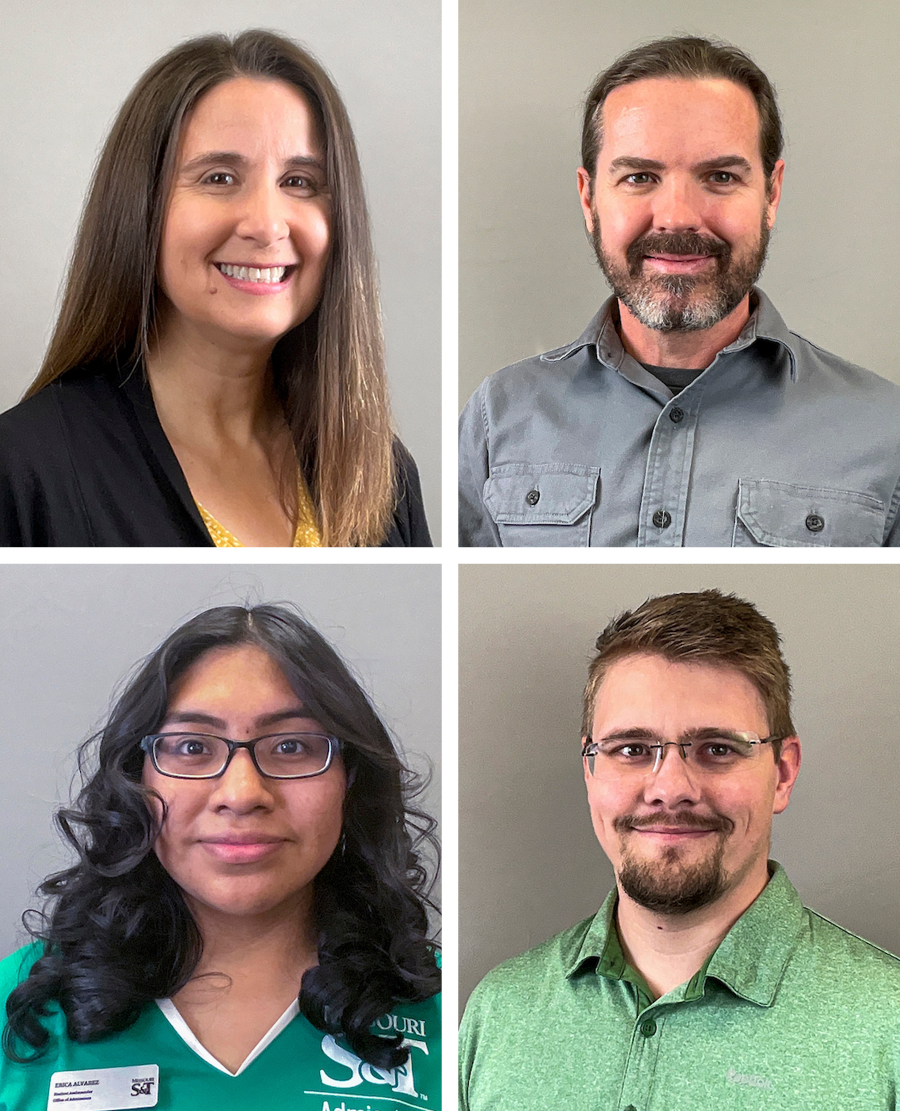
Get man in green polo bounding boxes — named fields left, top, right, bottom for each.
left=459, top=590, right=900, bottom=1110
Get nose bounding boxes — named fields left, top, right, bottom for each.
left=651, top=175, right=703, bottom=233
left=642, top=744, right=703, bottom=807
left=209, top=749, right=275, bottom=812
left=234, top=180, right=290, bottom=247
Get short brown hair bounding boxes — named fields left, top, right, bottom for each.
left=581, top=36, right=783, bottom=187
left=582, top=590, right=794, bottom=753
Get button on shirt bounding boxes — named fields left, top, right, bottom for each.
left=459, top=864, right=900, bottom=1110
left=458, top=290, right=900, bottom=546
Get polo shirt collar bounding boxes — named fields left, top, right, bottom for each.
left=541, top=288, right=800, bottom=383
left=566, top=863, right=804, bottom=1008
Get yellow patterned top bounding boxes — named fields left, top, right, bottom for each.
left=197, top=469, right=322, bottom=548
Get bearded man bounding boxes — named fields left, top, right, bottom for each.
left=458, top=37, right=900, bottom=546
left=459, top=590, right=900, bottom=1110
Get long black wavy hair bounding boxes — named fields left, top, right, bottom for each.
left=3, top=604, right=439, bottom=1068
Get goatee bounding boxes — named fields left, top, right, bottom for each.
left=614, top=811, right=732, bottom=915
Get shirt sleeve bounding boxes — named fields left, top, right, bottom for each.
left=458, top=384, right=501, bottom=547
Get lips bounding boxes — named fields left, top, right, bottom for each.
left=615, top=812, right=732, bottom=835
left=199, top=833, right=288, bottom=863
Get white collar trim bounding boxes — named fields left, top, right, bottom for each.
left=155, top=997, right=300, bottom=1077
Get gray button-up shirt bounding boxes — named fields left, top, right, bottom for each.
left=459, top=290, right=900, bottom=546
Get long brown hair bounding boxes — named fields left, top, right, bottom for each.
left=28, top=31, right=395, bottom=547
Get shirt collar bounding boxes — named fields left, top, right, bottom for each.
left=566, top=862, right=804, bottom=1008
left=541, top=289, right=800, bottom=384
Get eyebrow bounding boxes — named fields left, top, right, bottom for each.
left=161, top=707, right=314, bottom=730
left=177, top=150, right=325, bottom=176
left=594, top=726, right=747, bottom=744
left=606, top=155, right=754, bottom=176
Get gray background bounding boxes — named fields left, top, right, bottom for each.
left=460, top=563, right=900, bottom=1011
left=0, top=563, right=440, bottom=958
left=0, top=0, right=441, bottom=541
left=459, top=0, right=900, bottom=407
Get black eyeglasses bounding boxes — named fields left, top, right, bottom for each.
left=140, top=732, right=339, bottom=780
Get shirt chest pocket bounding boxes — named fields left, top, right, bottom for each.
left=483, top=464, right=599, bottom=547
left=733, top=478, right=886, bottom=547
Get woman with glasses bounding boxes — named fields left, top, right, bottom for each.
left=0, top=604, right=440, bottom=1107
left=0, top=31, right=431, bottom=547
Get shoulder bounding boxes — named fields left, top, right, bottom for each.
left=799, top=906, right=900, bottom=988
left=785, top=331, right=900, bottom=405
left=0, top=943, right=43, bottom=999
left=0, top=369, right=122, bottom=455
left=383, top=439, right=431, bottom=547
left=461, top=340, right=598, bottom=443
left=463, top=915, right=595, bottom=1021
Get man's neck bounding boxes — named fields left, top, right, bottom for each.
left=616, top=294, right=752, bottom=370
left=614, top=861, right=770, bottom=1001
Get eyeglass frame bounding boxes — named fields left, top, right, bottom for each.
left=581, top=731, right=787, bottom=776
left=139, top=731, right=341, bottom=780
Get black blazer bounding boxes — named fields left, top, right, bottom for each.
left=0, top=366, right=432, bottom=547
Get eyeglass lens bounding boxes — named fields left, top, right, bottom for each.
left=152, top=733, right=332, bottom=777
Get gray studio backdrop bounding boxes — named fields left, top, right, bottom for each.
left=460, top=563, right=900, bottom=1012
left=0, top=563, right=440, bottom=959
left=0, top=0, right=440, bottom=541
left=459, top=0, right=900, bottom=408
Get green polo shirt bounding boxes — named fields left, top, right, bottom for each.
left=460, top=863, right=900, bottom=1110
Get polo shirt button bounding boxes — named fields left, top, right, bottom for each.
left=623, top=1106, right=637, bottom=1111
left=652, top=509, right=672, bottom=529
left=526, top=489, right=540, bottom=506
left=805, top=513, right=824, bottom=533
left=640, top=1019, right=657, bottom=1037
left=669, top=407, right=685, bottom=423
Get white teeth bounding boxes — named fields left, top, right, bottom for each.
left=217, top=263, right=287, bottom=283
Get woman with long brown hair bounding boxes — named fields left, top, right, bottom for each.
left=0, top=31, right=430, bottom=547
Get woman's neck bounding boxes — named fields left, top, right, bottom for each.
left=146, top=325, right=283, bottom=450
left=184, top=892, right=319, bottom=990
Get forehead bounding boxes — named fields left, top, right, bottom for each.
left=592, top=653, right=768, bottom=733
left=178, top=76, right=321, bottom=158
left=597, top=76, right=763, bottom=169
left=168, top=643, right=296, bottom=707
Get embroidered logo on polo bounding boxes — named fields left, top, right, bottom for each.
left=47, top=1065, right=159, bottom=1109
left=726, top=1067, right=772, bottom=1089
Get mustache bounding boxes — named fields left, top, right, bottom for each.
left=614, top=811, right=733, bottom=834
left=626, top=231, right=730, bottom=275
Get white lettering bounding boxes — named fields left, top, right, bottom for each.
left=319, top=1034, right=429, bottom=1098
left=320, top=1036, right=363, bottom=1087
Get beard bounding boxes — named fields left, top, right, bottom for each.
left=590, top=211, right=770, bottom=333
left=614, top=811, right=732, bottom=915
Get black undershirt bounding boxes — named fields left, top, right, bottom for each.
left=640, top=363, right=705, bottom=396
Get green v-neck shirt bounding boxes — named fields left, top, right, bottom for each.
left=0, top=945, right=440, bottom=1111
left=460, top=863, right=900, bottom=1110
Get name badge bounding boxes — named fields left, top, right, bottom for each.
left=47, top=1065, right=159, bottom=1110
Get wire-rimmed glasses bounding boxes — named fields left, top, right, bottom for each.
left=140, top=731, right=339, bottom=780
left=582, top=729, right=785, bottom=777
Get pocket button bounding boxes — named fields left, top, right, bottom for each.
left=525, top=489, right=540, bottom=506
left=805, top=513, right=825, bottom=533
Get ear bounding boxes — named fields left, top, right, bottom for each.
left=772, top=734, right=800, bottom=814
left=581, top=735, right=592, bottom=785
left=765, top=158, right=785, bottom=229
left=576, top=167, right=595, bottom=233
